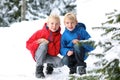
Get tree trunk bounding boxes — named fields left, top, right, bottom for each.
left=21, top=0, right=26, bottom=21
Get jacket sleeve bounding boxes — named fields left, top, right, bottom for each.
left=26, top=31, right=40, bottom=52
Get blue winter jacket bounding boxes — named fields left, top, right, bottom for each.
left=60, top=23, right=94, bottom=60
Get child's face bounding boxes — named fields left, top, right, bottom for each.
left=47, top=18, right=60, bottom=32
left=64, top=18, right=77, bottom=31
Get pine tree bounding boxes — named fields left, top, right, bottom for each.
left=26, top=0, right=76, bottom=20
left=92, top=10, right=120, bottom=80
left=0, top=0, right=76, bottom=27
left=0, top=0, right=21, bottom=27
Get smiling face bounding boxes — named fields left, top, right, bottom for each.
left=64, top=12, right=77, bottom=31
left=47, top=18, right=60, bottom=32
left=64, top=18, right=77, bottom=31
left=47, top=14, right=60, bottom=32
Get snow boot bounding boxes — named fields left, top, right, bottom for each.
left=46, top=63, right=54, bottom=74
left=76, top=66, right=86, bottom=75
left=35, top=65, right=45, bottom=78
left=69, top=67, right=76, bottom=74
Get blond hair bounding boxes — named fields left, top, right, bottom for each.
left=64, top=12, right=77, bottom=22
left=47, top=14, right=60, bottom=23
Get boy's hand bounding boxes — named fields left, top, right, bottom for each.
left=72, top=39, right=79, bottom=44
left=67, top=51, right=73, bottom=56
left=37, top=38, right=49, bottom=44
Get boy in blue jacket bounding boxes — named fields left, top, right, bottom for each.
left=60, top=12, right=95, bottom=75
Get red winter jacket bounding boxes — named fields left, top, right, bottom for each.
left=26, top=23, right=61, bottom=61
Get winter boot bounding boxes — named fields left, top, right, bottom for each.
left=69, top=67, right=76, bottom=74
left=46, top=63, right=54, bottom=74
left=35, top=65, right=45, bottom=78
left=76, top=66, right=86, bottom=75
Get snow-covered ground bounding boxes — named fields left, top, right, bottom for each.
left=0, top=0, right=119, bottom=80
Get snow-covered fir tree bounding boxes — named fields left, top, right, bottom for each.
left=0, top=0, right=76, bottom=27
left=0, top=0, right=21, bottom=27
left=92, top=10, right=120, bottom=80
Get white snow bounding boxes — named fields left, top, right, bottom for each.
left=0, top=0, right=119, bottom=80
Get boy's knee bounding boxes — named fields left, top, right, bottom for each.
left=38, top=42, right=48, bottom=49
left=41, top=42, right=48, bottom=46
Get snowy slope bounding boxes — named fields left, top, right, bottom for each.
left=0, top=20, right=70, bottom=80
left=0, top=19, right=97, bottom=80
left=0, top=18, right=100, bottom=80
left=0, top=0, right=119, bottom=80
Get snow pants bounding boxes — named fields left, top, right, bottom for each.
left=35, top=42, right=63, bottom=68
left=62, top=44, right=86, bottom=68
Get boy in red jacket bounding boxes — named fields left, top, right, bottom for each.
left=26, top=14, right=63, bottom=78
